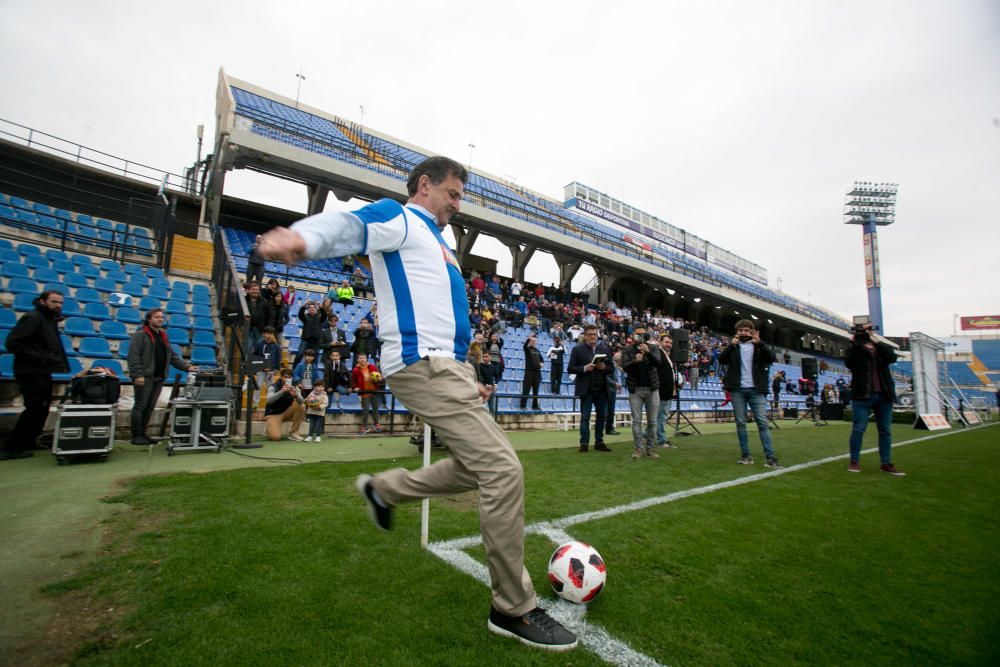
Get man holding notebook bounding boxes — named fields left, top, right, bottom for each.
left=568, top=324, right=614, bottom=452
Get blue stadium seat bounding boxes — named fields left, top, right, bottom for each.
left=33, top=267, right=60, bottom=284
left=122, top=283, right=145, bottom=298
left=192, top=291, right=211, bottom=306
left=45, top=249, right=68, bottom=263
left=191, top=304, right=212, bottom=318
left=61, top=299, right=82, bottom=317
left=71, top=254, right=92, bottom=267
left=79, top=337, right=113, bottom=359
left=92, top=277, right=118, bottom=293
left=0, top=329, right=7, bottom=353
left=0, top=308, right=15, bottom=328
left=118, top=339, right=129, bottom=359
left=42, top=282, right=68, bottom=296
left=51, top=259, right=74, bottom=275
left=90, top=358, right=124, bottom=378
left=192, top=316, right=214, bottom=332
left=1, top=263, right=31, bottom=279
left=150, top=278, right=170, bottom=291
left=78, top=264, right=101, bottom=279
left=170, top=280, right=190, bottom=293
left=165, top=365, right=188, bottom=384
left=165, top=300, right=187, bottom=315
left=24, top=254, right=49, bottom=270
left=168, top=313, right=192, bottom=330
left=190, top=347, right=217, bottom=366
left=146, top=267, right=164, bottom=280
left=0, top=249, right=19, bottom=264
left=105, top=269, right=127, bottom=284
left=64, top=273, right=90, bottom=289
left=64, top=317, right=96, bottom=337
left=75, top=287, right=103, bottom=304
left=167, top=328, right=190, bottom=345
left=61, top=334, right=76, bottom=357
left=138, top=296, right=161, bottom=311
left=99, top=259, right=118, bottom=272
left=0, top=239, right=12, bottom=251
left=116, top=306, right=141, bottom=324
left=148, top=286, right=169, bottom=300
left=99, top=320, right=129, bottom=340
left=0, top=354, right=12, bottom=377
left=6, top=277, right=38, bottom=295
left=52, top=357, right=83, bottom=382
left=192, top=283, right=210, bottom=296
left=168, top=288, right=190, bottom=303
left=83, top=302, right=111, bottom=321
left=122, top=262, right=143, bottom=276
left=17, top=243, right=41, bottom=256
left=192, top=330, right=216, bottom=348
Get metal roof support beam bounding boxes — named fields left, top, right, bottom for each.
left=552, top=252, right=582, bottom=289
left=451, top=225, right=479, bottom=265
left=307, top=183, right=330, bottom=216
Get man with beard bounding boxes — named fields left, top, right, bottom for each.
left=2, top=291, right=68, bottom=460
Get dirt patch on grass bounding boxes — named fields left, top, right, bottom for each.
left=436, top=490, right=480, bottom=512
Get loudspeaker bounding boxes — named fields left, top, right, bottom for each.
left=670, top=329, right=690, bottom=364
left=801, top=357, right=818, bottom=380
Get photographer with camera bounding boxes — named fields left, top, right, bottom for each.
left=845, top=321, right=905, bottom=475
left=265, top=368, right=305, bottom=441
left=718, top=319, right=781, bottom=468
left=621, top=325, right=662, bottom=460
left=569, top=324, right=614, bottom=453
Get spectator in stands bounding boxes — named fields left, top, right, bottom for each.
left=547, top=337, right=566, bottom=394
left=126, top=308, right=198, bottom=445
left=836, top=377, right=851, bottom=406
left=771, top=370, right=785, bottom=411
left=336, top=279, right=354, bottom=306
left=320, top=313, right=348, bottom=359
left=293, top=348, right=324, bottom=393
left=606, top=349, right=623, bottom=437
left=303, top=380, right=328, bottom=442
left=352, top=267, right=367, bottom=298
left=687, top=350, right=701, bottom=390
left=253, top=326, right=282, bottom=389
left=244, top=281, right=268, bottom=355
left=323, top=350, right=351, bottom=411
left=295, top=300, right=324, bottom=367
left=845, top=323, right=904, bottom=476
left=622, top=325, right=662, bottom=460
left=263, top=289, right=289, bottom=344
left=567, top=322, right=584, bottom=341
left=655, top=333, right=678, bottom=449
left=2, top=291, right=68, bottom=460
left=246, top=234, right=265, bottom=284
left=719, top=320, right=781, bottom=468
left=488, top=332, right=504, bottom=381
left=263, top=278, right=283, bottom=302
left=265, top=368, right=305, bottom=441
left=257, top=156, right=577, bottom=650
left=364, top=303, right=379, bottom=331
left=283, top=284, right=297, bottom=308
left=351, top=353, right=382, bottom=434
left=520, top=334, right=543, bottom=411
left=549, top=321, right=565, bottom=341
left=569, top=324, right=614, bottom=453
left=480, top=350, right=499, bottom=418
left=350, top=318, right=380, bottom=366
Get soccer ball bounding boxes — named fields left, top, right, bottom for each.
left=369, top=371, right=383, bottom=385
left=547, top=541, right=606, bottom=604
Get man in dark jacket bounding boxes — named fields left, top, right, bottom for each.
left=718, top=319, right=780, bottom=468
left=126, top=308, right=197, bottom=445
left=349, top=318, right=380, bottom=366
left=568, top=324, right=614, bottom=452
left=246, top=235, right=265, bottom=284
left=244, top=281, right=268, bottom=357
left=620, top=326, right=662, bottom=459
left=519, top=334, right=543, bottom=411
left=845, top=323, right=904, bottom=475
left=480, top=350, right=499, bottom=419
left=319, top=313, right=348, bottom=360
left=654, top=333, right=677, bottom=448
left=294, top=300, right=324, bottom=367
left=2, top=291, right=68, bottom=460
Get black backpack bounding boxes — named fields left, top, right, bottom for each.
left=70, top=373, right=121, bottom=405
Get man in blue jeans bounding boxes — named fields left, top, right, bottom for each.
left=844, top=322, right=905, bottom=475
left=718, top=319, right=781, bottom=468
left=569, top=324, right=614, bottom=453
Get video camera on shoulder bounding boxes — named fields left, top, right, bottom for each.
left=852, top=315, right=872, bottom=343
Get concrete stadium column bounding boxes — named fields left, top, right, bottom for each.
left=499, top=236, right=536, bottom=282
left=592, top=266, right=618, bottom=306
left=204, top=163, right=227, bottom=231
left=552, top=252, right=582, bottom=289
left=332, top=187, right=354, bottom=203
left=306, top=184, right=330, bottom=216
left=450, top=225, right=479, bottom=265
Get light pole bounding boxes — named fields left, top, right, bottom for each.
left=844, top=181, right=898, bottom=334
left=295, top=68, right=306, bottom=108
left=468, top=143, right=475, bottom=170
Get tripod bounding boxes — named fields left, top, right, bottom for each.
left=796, top=391, right=828, bottom=426
left=668, top=395, right=701, bottom=436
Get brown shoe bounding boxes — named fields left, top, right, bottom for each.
left=645, top=449, right=661, bottom=459
left=880, top=463, right=906, bottom=476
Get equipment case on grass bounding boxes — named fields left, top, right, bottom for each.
left=168, top=398, right=231, bottom=455
left=52, top=404, right=116, bottom=465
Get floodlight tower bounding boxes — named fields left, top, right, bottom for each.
left=844, top=181, right=898, bottom=334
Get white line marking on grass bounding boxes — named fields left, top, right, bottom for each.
left=427, top=423, right=996, bottom=667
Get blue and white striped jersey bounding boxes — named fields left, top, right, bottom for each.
left=291, top=199, right=470, bottom=377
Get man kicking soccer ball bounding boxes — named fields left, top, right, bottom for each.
left=258, top=156, right=576, bottom=652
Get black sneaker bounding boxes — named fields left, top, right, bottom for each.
left=487, top=606, right=578, bottom=652
left=131, top=436, right=151, bottom=445
left=764, top=458, right=783, bottom=469
left=606, top=429, right=621, bottom=436
left=355, top=474, right=392, bottom=531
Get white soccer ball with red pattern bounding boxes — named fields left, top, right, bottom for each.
left=547, top=541, right=606, bottom=604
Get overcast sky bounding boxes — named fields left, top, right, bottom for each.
left=1, top=0, right=996, bottom=338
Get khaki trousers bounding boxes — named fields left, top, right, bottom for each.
left=265, top=401, right=305, bottom=441
left=372, top=356, right=536, bottom=617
